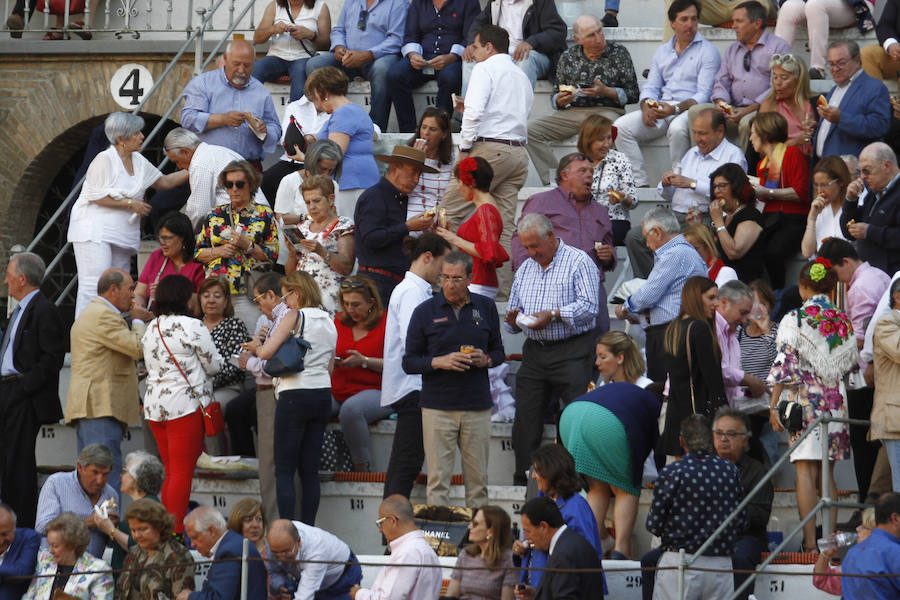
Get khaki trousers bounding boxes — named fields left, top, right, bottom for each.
left=440, top=141, right=528, bottom=298
left=861, top=43, right=900, bottom=82
left=256, top=386, right=279, bottom=522
left=663, top=0, right=777, bottom=40
left=421, top=407, right=491, bottom=508
left=526, top=106, right=624, bottom=186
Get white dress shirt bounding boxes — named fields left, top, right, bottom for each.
left=497, top=0, right=526, bottom=54
left=548, top=524, right=568, bottom=555
left=816, top=68, right=863, bottom=158
left=659, top=139, right=747, bottom=213
left=381, top=272, right=432, bottom=407
left=291, top=520, right=352, bottom=600
left=461, top=53, right=533, bottom=149
left=354, top=530, right=442, bottom=600
left=813, top=204, right=848, bottom=251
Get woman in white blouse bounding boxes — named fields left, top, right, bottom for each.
left=405, top=108, right=455, bottom=227
left=800, top=155, right=852, bottom=258
left=141, top=274, right=223, bottom=537
left=67, top=112, right=188, bottom=318
left=245, top=271, right=336, bottom=525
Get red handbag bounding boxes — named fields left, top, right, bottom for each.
left=156, top=319, right=226, bottom=437
left=36, top=0, right=86, bottom=14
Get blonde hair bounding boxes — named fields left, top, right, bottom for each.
left=683, top=223, right=719, bottom=262
left=281, top=271, right=322, bottom=308
left=596, top=331, right=645, bottom=384
left=766, top=53, right=811, bottom=111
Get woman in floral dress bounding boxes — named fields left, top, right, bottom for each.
left=768, top=257, right=858, bottom=551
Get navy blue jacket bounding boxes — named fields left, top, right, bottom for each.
left=0, top=528, right=40, bottom=600
left=402, top=0, right=481, bottom=56
left=403, top=291, right=505, bottom=410
left=189, top=530, right=266, bottom=600
left=353, top=177, right=411, bottom=275
left=813, top=71, right=891, bottom=159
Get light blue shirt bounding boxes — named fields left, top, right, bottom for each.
left=180, top=68, right=281, bottom=160
left=0, top=289, right=38, bottom=376
left=658, top=139, right=748, bottom=213
left=35, top=470, right=118, bottom=559
left=640, top=32, right=721, bottom=105
left=625, top=234, right=707, bottom=327
left=330, top=0, right=407, bottom=58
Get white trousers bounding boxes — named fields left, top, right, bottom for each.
left=613, top=110, right=691, bottom=187
left=775, top=0, right=855, bottom=70
left=654, top=552, right=733, bottom=600
left=73, top=241, right=133, bottom=318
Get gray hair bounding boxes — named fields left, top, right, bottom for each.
left=78, top=443, right=114, bottom=469
left=840, top=154, right=859, bottom=177
left=0, top=502, right=16, bottom=526
left=163, top=127, right=201, bottom=152
left=443, top=250, right=473, bottom=276
left=381, top=494, right=415, bottom=523
left=718, top=280, right=753, bottom=303
left=862, top=142, right=899, bottom=167
left=46, top=512, right=91, bottom=557
left=642, top=207, right=681, bottom=234
left=680, top=414, right=714, bottom=453
left=124, top=451, right=165, bottom=496
left=10, top=252, right=45, bottom=287
left=572, top=14, right=601, bottom=36
left=713, top=406, right=751, bottom=435
left=517, top=213, right=554, bottom=238
left=104, top=112, right=145, bottom=145
left=305, top=139, right=344, bottom=181
left=889, top=277, right=900, bottom=309
left=828, top=39, right=860, bottom=60
left=97, top=269, right=126, bottom=295
left=186, top=505, right=227, bottom=532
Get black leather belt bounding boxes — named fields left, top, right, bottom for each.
left=0, top=374, right=23, bottom=382
left=475, top=137, right=526, bottom=147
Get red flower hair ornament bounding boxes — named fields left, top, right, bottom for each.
left=459, top=157, right=478, bottom=187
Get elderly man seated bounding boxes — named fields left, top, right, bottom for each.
left=0, top=502, right=40, bottom=600
left=525, top=15, right=639, bottom=185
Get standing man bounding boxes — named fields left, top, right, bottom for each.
left=512, top=153, right=616, bottom=334
left=840, top=142, right=900, bottom=276
left=354, top=146, right=436, bottom=304
left=65, top=269, right=154, bottom=496
left=444, top=24, right=533, bottom=294
left=381, top=233, right=452, bottom=500
left=0, top=252, right=65, bottom=528
left=505, top=214, right=600, bottom=486
left=646, top=415, right=746, bottom=600
left=0, top=503, right=40, bottom=600
left=403, top=252, right=505, bottom=507
left=266, top=519, right=362, bottom=599
left=841, top=492, right=900, bottom=599
left=349, top=495, right=442, bottom=599
left=526, top=15, right=639, bottom=186
left=688, top=1, right=790, bottom=150
left=304, top=0, right=407, bottom=132
left=180, top=40, right=281, bottom=167
left=614, top=0, right=721, bottom=188
left=814, top=40, right=891, bottom=160
left=715, top=281, right=768, bottom=409
left=615, top=208, right=707, bottom=382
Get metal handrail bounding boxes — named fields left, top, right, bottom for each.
left=673, top=413, right=871, bottom=600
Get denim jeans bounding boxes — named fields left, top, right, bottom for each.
left=305, top=52, right=400, bottom=131
left=252, top=55, right=311, bottom=103
left=387, top=54, right=461, bottom=132
left=274, top=387, right=331, bottom=523
left=75, top=417, right=124, bottom=498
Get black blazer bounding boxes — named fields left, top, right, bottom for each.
left=7, top=291, right=65, bottom=424
left=535, top=528, right=605, bottom=600
left=876, top=0, right=900, bottom=46
left=840, top=180, right=900, bottom=276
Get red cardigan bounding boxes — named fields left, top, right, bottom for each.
left=757, top=144, right=811, bottom=216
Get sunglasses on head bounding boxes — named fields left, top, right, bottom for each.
left=224, top=180, right=247, bottom=189
left=340, top=279, right=366, bottom=291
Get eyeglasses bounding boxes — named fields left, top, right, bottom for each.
left=440, top=275, right=467, bottom=284
left=713, top=429, right=748, bottom=440
left=861, top=168, right=874, bottom=176
left=813, top=179, right=838, bottom=190
left=827, top=57, right=853, bottom=70
left=281, top=289, right=296, bottom=301
left=251, top=291, right=267, bottom=305
left=357, top=8, right=368, bottom=30
left=375, top=515, right=395, bottom=530
left=224, top=180, right=247, bottom=189
left=712, top=182, right=730, bottom=191
left=158, top=234, right=179, bottom=243
left=340, top=280, right=366, bottom=291
left=743, top=49, right=752, bottom=72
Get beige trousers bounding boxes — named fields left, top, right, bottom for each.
left=256, top=386, right=279, bottom=522
left=861, top=43, right=900, bottom=82
left=421, top=408, right=491, bottom=508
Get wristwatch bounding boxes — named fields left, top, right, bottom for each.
left=362, top=357, right=369, bottom=369
left=716, top=226, right=727, bottom=233
left=689, top=180, right=697, bottom=190
left=673, top=103, right=681, bottom=115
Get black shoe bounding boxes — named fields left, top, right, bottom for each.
left=836, top=510, right=862, bottom=532
left=601, top=12, right=619, bottom=27
left=642, top=68, right=650, bottom=79
left=809, top=67, right=827, bottom=80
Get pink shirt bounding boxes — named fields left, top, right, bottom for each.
left=716, top=310, right=745, bottom=407
left=138, top=248, right=206, bottom=291
left=848, top=261, right=891, bottom=370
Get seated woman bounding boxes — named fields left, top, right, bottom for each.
left=708, top=162, right=765, bottom=282
left=446, top=505, right=517, bottom=600
left=435, top=157, right=508, bottom=299
left=683, top=224, right=738, bottom=287
left=800, top=155, right=853, bottom=258
left=23, top=513, right=113, bottom=600
left=332, top=275, right=390, bottom=472
left=749, top=112, right=811, bottom=290
left=406, top=108, right=455, bottom=225
left=117, top=499, right=195, bottom=600
left=581, top=114, right=637, bottom=246
left=227, top=498, right=269, bottom=559
left=134, top=211, right=205, bottom=312
left=759, top=54, right=816, bottom=156
left=813, top=507, right=876, bottom=596
left=274, top=139, right=344, bottom=226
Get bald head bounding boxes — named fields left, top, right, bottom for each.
left=224, top=40, right=255, bottom=87
left=573, top=14, right=601, bottom=35
left=860, top=142, right=900, bottom=194
left=378, top=495, right=416, bottom=542
left=572, top=14, right=606, bottom=58
left=268, top=519, right=299, bottom=543
left=97, top=268, right=134, bottom=312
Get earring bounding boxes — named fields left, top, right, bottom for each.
left=487, top=534, right=492, bottom=540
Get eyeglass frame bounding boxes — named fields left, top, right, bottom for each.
left=712, top=429, right=749, bottom=440
left=812, top=179, right=839, bottom=190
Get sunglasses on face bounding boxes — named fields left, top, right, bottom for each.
left=357, top=9, right=368, bottom=30
left=224, top=180, right=247, bottom=189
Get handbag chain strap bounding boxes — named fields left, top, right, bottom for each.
left=156, top=318, right=207, bottom=415
left=685, top=320, right=696, bottom=414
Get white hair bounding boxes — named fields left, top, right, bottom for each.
left=517, top=213, right=554, bottom=238
left=164, top=127, right=201, bottom=151
left=718, top=279, right=753, bottom=303
left=186, top=506, right=227, bottom=532
left=104, top=112, right=145, bottom=145
left=642, top=207, right=680, bottom=234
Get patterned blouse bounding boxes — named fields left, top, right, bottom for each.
left=406, top=157, right=454, bottom=223
left=209, top=316, right=251, bottom=388
left=141, top=315, right=224, bottom=422
left=23, top=550, right=113, bottom=600
left=554, top=42, right=640, bottom=109
left=117, top=538, right=195, bottom=600
left=294, top=215, right=355, bottom=316
left=591, top=149, right=637, bottom=222
left=195, top=202, right=279, bottom=295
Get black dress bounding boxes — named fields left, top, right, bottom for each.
left=718, top=207, right=766, bottom=283
left=660, top=317, right=727, bottom=456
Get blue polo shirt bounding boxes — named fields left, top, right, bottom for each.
left=402, top=291, right=505, bottom=411
left=842, top=528, right=900, bottom=599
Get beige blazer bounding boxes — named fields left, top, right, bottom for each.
left=871, top=309, right=900, bottom=441
left=65, top=296, right=145, bottom=425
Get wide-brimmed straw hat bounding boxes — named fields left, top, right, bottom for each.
left=374, top=145, right=438, bottom=173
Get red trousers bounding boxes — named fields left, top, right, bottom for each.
left=148, top=410, right=204, bottom=533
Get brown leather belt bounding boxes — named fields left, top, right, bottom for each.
left=475, top=137, right=526, bottom=147
left=257, top=384, right=274, bottom=391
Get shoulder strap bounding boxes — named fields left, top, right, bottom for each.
left=685, top=321, right=696, bottom=414
left=156, top=319, right=203, bottom=410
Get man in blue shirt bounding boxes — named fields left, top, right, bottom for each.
left=403, top=251, right=505, bottom=508
left=386, top=0, right=481, bottom=132
left=305, top=0, right=408, bottom=131
left=842, top=492, right=900, bottom=599
left=180, top=40, right=281, bottom=165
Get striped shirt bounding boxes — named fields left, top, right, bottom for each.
left=35, top=470, right=117, bottom=558
left=406, top=157, right=454, bottom=225
left=738, top=324, right=778, bottom=381
left=506, top=240, right=600, bottom=342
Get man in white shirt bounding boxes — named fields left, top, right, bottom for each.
left=267, top=519, right=361, bottom=600
left=443, top=24, right=533, bottom=295
left=163, top=127, right=268, bottom=229
left=349, top=495, right=441, bottom=600
left=381, top=233, right=452, bottom=500
left=624, top=108, right=747, bottom=278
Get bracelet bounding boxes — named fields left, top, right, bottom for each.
left=127, top=199, right=133, bottom=208
left=246, top=241, right=255, bottom=254
left=716, top=226, right=726, bottom=233
left=362, top=357, right=369, bottom=369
